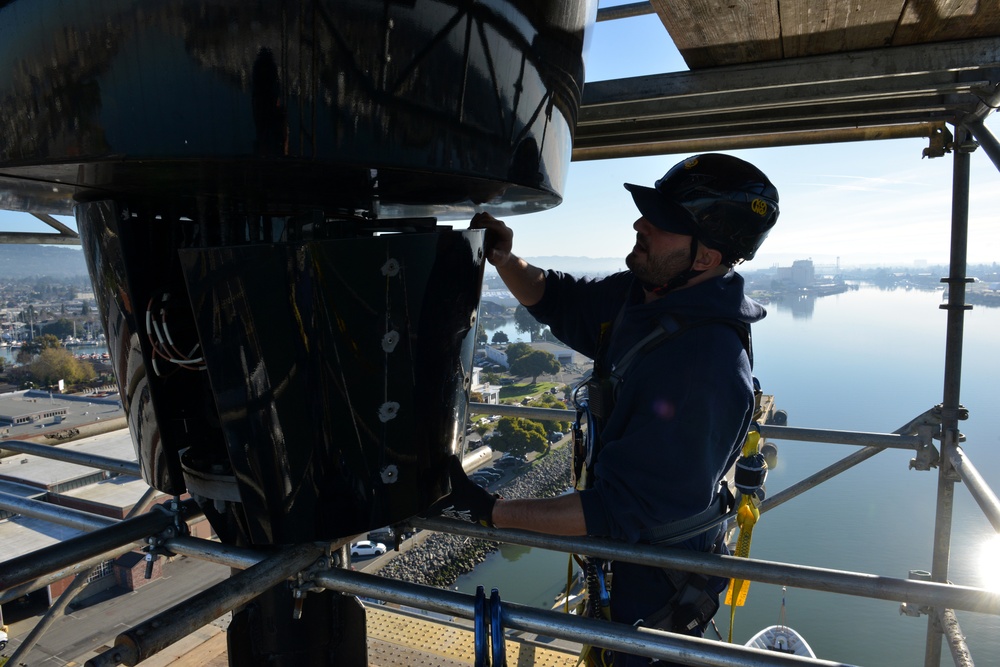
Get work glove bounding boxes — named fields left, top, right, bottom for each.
left=428, top=455, right=499, bottom=527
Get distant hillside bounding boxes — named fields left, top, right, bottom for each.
left=0, top=245, right=89, bottom=279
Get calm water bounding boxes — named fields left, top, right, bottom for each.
left=468, top=285, right=1000, bottom=665
left=1, top=343, right=108, bottom=363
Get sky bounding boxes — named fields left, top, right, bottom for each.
left=2, top=7, right=998, bottom=270
left=515, top=9, right=1000, bottom=269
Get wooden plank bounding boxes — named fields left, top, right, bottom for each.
left=648, top=0, right=1000, bottom=68
left=137, top=625, right=224, bottom=667
left=168, top=632, right=228, bottom=667
left=779, top=0, right=905, bottom=57
left=649, top=0, right=782, bottom=69
left=894, top=0, right=1000, bottom=45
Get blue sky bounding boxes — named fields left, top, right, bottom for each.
left=518, top=10, right=1000, bottom=269
left=2, top=9, right=997, bottom=269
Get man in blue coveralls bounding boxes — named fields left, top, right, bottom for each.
left=438, top=153, right=779, bottom=666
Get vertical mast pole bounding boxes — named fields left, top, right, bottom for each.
left=924, top=125, right=975, bottom=667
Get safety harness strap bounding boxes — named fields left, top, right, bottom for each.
left=607, top=310, right=753, bottom=394
left=638, top=482, right=736, bottom=545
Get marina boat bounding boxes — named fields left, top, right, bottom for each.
left=745, top=625, right=816, bottom=657
left=744, top=588, right=816, bottom=658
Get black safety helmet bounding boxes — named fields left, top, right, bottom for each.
left=624, top=153, right=779, bottom=265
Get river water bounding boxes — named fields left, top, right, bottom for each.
left=471, top=284, right=1000, bottom=665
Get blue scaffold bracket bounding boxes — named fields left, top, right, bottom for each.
left=490, top=588, right=507, bottom=667
left=475, top=585, right=490, bottom=667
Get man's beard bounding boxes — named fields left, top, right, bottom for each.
left=625, top=243, right=693, bottom=289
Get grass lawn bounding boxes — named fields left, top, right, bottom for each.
left=498, top=380, right=559, bottom=402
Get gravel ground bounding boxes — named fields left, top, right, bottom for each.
left=377, top=443, right=573, bottom=588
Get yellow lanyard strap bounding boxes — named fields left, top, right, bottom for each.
left=724, top=430, right=765, bottom=642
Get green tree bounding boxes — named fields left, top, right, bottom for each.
left=28, top=347, right=96, bottom=386
left=15, top=334, right=59, bottom=364
left=38, top=334, right=62, bottom=350
left=489, top=417, right=547, bottom=458
left=476, top=322, right=487, bottom=345
left=43, top=318, right=75, bottom=339
left=491, top=330, right=509, bottom=344
left=509, top=349, right=560, bottom=384
left=513, top=304, right=544, bottom=340
left=505, top=342, right=532, bottom=366
left=528, top=393, right=572, bottom=434
left=16, top=347, right=36, bottom=365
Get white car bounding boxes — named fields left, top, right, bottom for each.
left=350, top=540, right=387, bottom=557
left=0, top=625, right=8, bottom=651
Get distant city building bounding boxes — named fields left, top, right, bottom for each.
left=775, top=259, right=816, bottom=287
left=480, top=289, right=519, bottom=307
left=483, top=345, right=509, bottom=368
left=527, top=341, right=580, bottom=367
left=0, top=390, right=121, bottom=433
left=481, top=341, right=582, bottom=369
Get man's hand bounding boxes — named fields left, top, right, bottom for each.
left=470, top=211, right=546, bottom=307
left=428, top=455, right=499, bottom=526
left=470, top=211, right=514, bottom=268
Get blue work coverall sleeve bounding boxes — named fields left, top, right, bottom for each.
left=525, top=270, right=634, bottom=359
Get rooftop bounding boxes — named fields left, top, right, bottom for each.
left=0, top=389, right=124, bottom=440
left=0, top=427, right=135, bottom=491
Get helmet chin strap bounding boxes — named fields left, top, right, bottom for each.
left=645, top=237, right=704, bottom=296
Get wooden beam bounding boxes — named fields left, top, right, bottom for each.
left=649, top=0, right=782, bottom=68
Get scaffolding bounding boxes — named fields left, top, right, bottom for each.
left=1, top=7, right=999, bottom=665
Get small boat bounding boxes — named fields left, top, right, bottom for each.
left=745, top=587, right=816, bottom=658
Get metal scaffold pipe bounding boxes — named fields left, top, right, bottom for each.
left=163, top=536, right=270, bottom=570
left=936, top=608, right=975, bottom=667
left=756, top=424, right=924, bottom=450
left=85, top=542, right=325, bottom=667
left=758, top=446, right=883, bottom=514
left=0, top=498, right=200, bottom=593
left=314, top=567, right=855, bottom=667
left=469, top=401, right=575, bottom=421
left=0, top=439, right=141, bottom=476
left=926, top=125, right=974, bottom=667
left=6, top=487, right=159, bottom=666
left=966, top=118, right=1000, bottom=173
left=412, top=517, right=1000, bottom=616
left=0, top=491, right=116, bottom=531
left=0, top=542, right=139, bottom=605
left=947, top=445, right=1000, bottom=533
left=468, top=402, right=930, bottom=450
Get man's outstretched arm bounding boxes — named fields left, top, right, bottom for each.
left=493, top=494, right=587, bottom=536
left=429, top=456, right=587, bottom=536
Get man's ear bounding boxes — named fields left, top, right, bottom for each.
left=693, top=245, right=724, bottom=270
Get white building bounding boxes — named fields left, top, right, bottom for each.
left=470, top=367, right=500, bottom=404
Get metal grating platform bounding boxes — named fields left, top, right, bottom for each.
left=366, top=605, right=580, bottom=667
left=120, top=604, right=581, bottom=666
